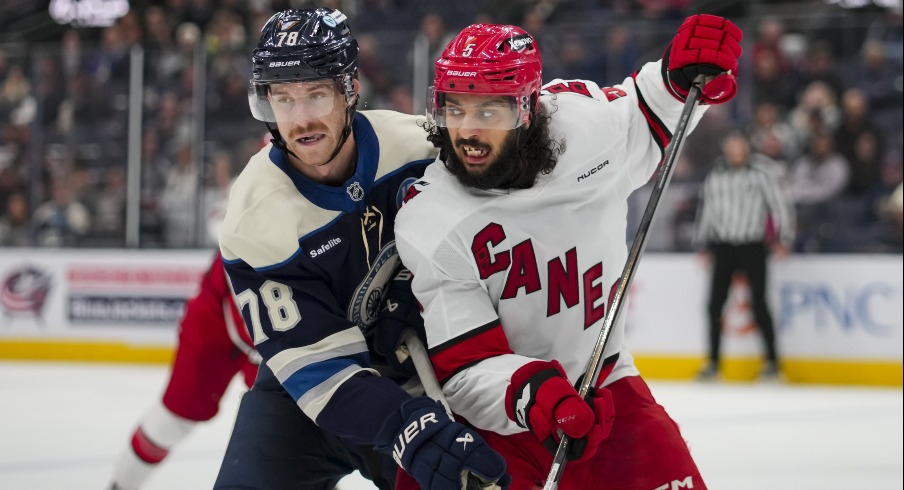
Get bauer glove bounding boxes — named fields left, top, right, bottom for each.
left=505, top=360, right=615, bottom=462
left=375, top=396, right=511, bottom=490
left=663, top=14, right=743, bottom=104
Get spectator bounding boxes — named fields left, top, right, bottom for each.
left=204, top=7, right=246, bottom=56
left=91, top=166, right=128, bottom=247
left=160, top=142, right=199, bottom=248
left=56, top=70, right=115, bottom=142
left=200, top=151, right=233, bottom=248
left=0, top=190, right=31, bottom=246
left=0, top=165, right=25, bottom=213
left=205, top=67, right=255, bottom=146
left=794, top=41, right=845, bottom=106
left=87, top=23, right=133, bottom=90
left=354, top=33, right=392, bottom=109
left=789, top=131, right=850, bottom=252
left=789, top=131, right=851, bottom=205
left=34, top=57, right=65, bottom=132
left=587, top=24, right=642, bottom=87
left=143, top=5, right=186, bottom=93
left=139, top=128, right=171, bottom=247
left=788, top=80, right=841, bottom=148
left=834, top=88, right=883, bottom=198
left=850, top=40, right=903, bottom=144
left=0, top=64, right=35, bottom=127
left=864, top=4, right=903, bottom=66
left=748, top=102, right=800, bottom=163
left=750, top=45, right=797, bottom=110
left=751, top=16, right=790, bottom=73
left=408, top=12, right=454, bottom=114
left=148, top=91, right=190, bottom=156
left=32, top=179, right=91, bottom=247
left=548, top=32, right=594, bottom=80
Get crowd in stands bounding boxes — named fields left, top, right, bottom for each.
left=0, top=0, right=901, bottom=252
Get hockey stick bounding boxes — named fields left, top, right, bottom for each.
left=541, top=75, right=706, bottom=490
left=402, top=329, right=453, bottom=417
left=402, top=329, right=501, bottom=490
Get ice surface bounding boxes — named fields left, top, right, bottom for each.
left=1, top=361, right=900, bottom=490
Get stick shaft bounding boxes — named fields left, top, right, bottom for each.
left=542, top=78, right=705, bottom=490
left=402, top=329, right=453, bottom=417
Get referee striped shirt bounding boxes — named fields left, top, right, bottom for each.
left=694, top=154, right=795, bottom=248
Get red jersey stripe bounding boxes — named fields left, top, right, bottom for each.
left=429, top=320, right=514, bottom=384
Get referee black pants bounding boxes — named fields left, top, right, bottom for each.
left=706, top=242, right=778, bottom=367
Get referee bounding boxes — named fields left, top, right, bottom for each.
left=694, top=131, right=795, bottom=381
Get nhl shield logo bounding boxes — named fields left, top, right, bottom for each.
left=347, top=181, right=364, bottom=201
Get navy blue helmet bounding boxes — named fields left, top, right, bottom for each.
left=249, top=8, right=359, bottom=122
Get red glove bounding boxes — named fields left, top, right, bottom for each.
left=505, top=360, right=615, bottom=462
left=664, top=14, right=743, bottom=104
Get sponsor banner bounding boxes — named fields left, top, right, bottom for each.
left=1, top=250, right=900, bottom=366
left=625, top=254, right=903, bottom=361
left=0, top=249, right=212, bottom=343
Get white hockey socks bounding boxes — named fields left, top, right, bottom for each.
left=109, top=402, right=196, bottom=490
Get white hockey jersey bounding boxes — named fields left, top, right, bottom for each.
left=395, top=60, right=707, bottom=435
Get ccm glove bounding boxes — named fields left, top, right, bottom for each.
left=505, top=360, right=615, bottom=462
left=375, top=396, right=511, bottom=490
left=373, top=267, right=426, bottom=377
left=664, top=14, right=743, bottom=104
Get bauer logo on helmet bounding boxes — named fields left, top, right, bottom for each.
left=269, top=60, right=301, bottom=68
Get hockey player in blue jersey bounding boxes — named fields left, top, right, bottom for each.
left=214, top=8, right=509, bottom=490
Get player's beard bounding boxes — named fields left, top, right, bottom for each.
left=443, top=132, right=522, bottom=190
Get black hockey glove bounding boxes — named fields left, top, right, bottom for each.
left=374, top=396, right=511, bottom=490
left=373, top=266, right=426, bottom=377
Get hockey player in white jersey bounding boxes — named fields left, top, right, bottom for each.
left=394, top=16, right=743, bottom=490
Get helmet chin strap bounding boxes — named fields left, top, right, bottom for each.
left=325, top=99, right=357, bottom=165
left=265, top=122, right=295, bottom=159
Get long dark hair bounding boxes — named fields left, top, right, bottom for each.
left=424, top=101, right=566, bottom=190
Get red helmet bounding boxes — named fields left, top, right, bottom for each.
left=431, top=24, right=542, bottom=129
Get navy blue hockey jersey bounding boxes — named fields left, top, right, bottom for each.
left=220, top=110, right=436, bottom=443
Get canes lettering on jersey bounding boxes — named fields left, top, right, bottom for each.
left=471, top=222, right=619, bottom=329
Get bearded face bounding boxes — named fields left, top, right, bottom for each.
left=442, top=130, right=524, bottom=190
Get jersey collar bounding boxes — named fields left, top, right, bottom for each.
left=270, top=113, right=379, bottom=213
